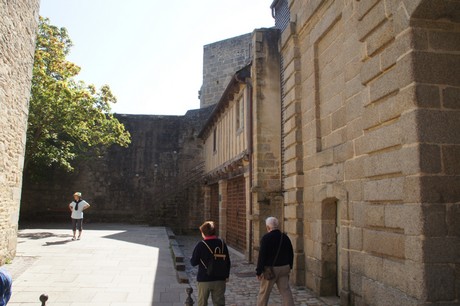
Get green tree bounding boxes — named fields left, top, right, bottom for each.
left=26, top=17, right=130, bottom=174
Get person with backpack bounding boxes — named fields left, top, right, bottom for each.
left=190, top=221, right=231, bottom=306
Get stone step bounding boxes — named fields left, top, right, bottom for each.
left=177, top=270, right=189, bottom=284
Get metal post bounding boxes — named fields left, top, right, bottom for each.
left=39, top=294, right=48, bottom=306
left=184, top=287, right=194, bottom=305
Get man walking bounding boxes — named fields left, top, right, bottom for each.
left=69, top=192, right=90, bottom=240
left=256, top=216, right=294, bottom=306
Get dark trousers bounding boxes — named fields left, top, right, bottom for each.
left=71, top=218, right=83, bottom=231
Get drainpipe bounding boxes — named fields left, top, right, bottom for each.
left=246, top=77, right=254, bottom=262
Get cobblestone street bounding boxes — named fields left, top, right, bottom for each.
left=176, top=235, right=340, bottom=306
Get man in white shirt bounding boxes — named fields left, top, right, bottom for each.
left=68, top=192, right=90, bottom=240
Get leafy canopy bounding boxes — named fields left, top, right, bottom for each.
left=26, top=17, right=131, bottom=173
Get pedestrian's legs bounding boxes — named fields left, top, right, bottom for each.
left=197, top=282, right=211, bottom=306
left=71, top=218, right=77, bottom=240
left=209, top=280, right=226, bottom=306
left=256, top=274, right=276, bottom=306
left=76, top=219, right=83, bottom=239
left=275, top=265, right=294, bottom=306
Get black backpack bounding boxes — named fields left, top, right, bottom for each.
left=200, top=239, right=228, bottom=279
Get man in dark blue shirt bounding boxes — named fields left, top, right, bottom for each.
left=191, top=221, right=231, bottom=306
left=256, top=216, right=294, bottom=306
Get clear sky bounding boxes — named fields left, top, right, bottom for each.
left=39, top=1, right=275, bottom=115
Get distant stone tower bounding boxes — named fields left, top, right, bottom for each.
left=200, top=33, right=252, bottom=108
left=0, top=1, right=40, bottom=264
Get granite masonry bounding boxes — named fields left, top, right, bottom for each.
left=0, top=0, right=40, bottom=265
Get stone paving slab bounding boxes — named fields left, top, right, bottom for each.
left=2, top=224, right=190, bottom=306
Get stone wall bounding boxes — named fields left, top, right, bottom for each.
left=21, top=108, right=212, bottom=233
left=0, top=0, right=40, bottom=265
left=200, top=33, right=252, bottom=108
left=279, top=0, right=460, bottom=305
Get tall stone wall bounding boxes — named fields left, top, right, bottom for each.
left=200, top=33, right=252, bottom=108
left=21, top=108, right=212, bottom=233
left=280, top=0, right=460, bottom=305
left=0, top=0, right=40, bottom=265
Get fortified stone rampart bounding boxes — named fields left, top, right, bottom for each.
left=0, top=0, right=40, bottom=265
left=21, top=108, right=212, bottom=233
left=200, top=33, right=252, bottom=108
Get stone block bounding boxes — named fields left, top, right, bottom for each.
left=364, top=204, right=385, bottom=227
left=309, top=1, right=343, bottom=46
left=419, top=175, right=460, bottom=204
left=345, top=117, right=364, bottom=140
left=443, top=86, right=460, bottom=109
left=380, top=30, right=411, bottom=71
left=366, top=19, right=395, bottom=57
left=443, top=145, right=460, bottom=175
left=355, top=120, right=401, bottom=155
left=413, top=52, right=460, bottom=87
left=392, top=1, right=411, bottom=36
left=331, top=106, right=347, bottom=131
left=284, top=143, right=302, bottom=161
left=423, top=237, right=460, bottom=263
left=304, top=168, right=320, bottom=186
left=414, top=111, right=459, bottom=148
left=363, top=229, right=405, bottom=259
left=429, top=30, right=460, bottom=52
left=284, top=203, right=303, bottom=219
left=368, top=66, right=398, bottom=105
left=364, top=253, right=384, bottom=280
left=425, top=264, right=456, bottom=302
left=314, top=149, right=334, bottom=168
left=345, top=74, right=365, bottom=100
left=363, top=177, right=405, bottom=202
left=361, top=276, right=419, bottom=306
left=333, top=141, right=354, bottom=164
left=348, top=227, right=363, bottom=251
left=356, top=55, right=378, bottom=90
left=446, top=203, right=460, bottom=237
left=364, top=149, right=402, bottom=177
left=284, top=174, right=304, bottom=190
left=345, top=57, right=362, bottom=82
left=381, top=258, right=407, bottom=293
left=358, top=0, right=388, bottom=41
left=320, top=163, right=344, bottom=184
left=344, top=181, right=363, bottom=202
left=356, top=0, right=381, bottom=21
left=352, top=202, right=366, bottom=228
left=385, top=204, right=422, bottom=236
left=344, top=156, right=365, bottom=181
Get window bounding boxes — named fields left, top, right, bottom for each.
left=236, top=95, right=244, bottom=132
left=213, top=128, right=217, bottom=153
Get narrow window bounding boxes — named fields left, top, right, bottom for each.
left=236, top=95, right=244, bottom=132
left=213, top=128, right=217, bottom=153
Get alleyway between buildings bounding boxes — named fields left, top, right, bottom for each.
left=3, top=224, right=339, bottom=305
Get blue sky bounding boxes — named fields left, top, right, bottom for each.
left=39, top=1, right=275, bottom=115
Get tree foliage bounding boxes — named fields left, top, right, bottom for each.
left=26, top=17, right=131, bottom=173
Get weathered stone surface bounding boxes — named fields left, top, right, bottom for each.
left=201, top=33, right=252, bottom=108
left=0, top=0, right=40, bottom=264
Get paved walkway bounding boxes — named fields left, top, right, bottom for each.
left=1, top=224, right=339, bottom=305
left=3, top=224, right=190, bottom=306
